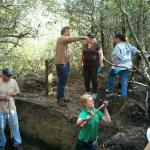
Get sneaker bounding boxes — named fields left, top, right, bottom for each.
left=92, top=93, right=97, bottom=100
left=105, top=89, right=109, bottom=92
left=117, top=94, right=122, bottom=98
left=118, top=95, right=128, bottom=100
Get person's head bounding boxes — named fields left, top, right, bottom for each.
left=80, top=94, right=94, bottom=109
left=87, top=33, right=97, bottom=44
left=1, top=68, right=13, bottom=82
left=61, top=26, right=70, bottom=36
left=114, top=32, right=126, bottom=44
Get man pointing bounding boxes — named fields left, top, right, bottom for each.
left=56, top=26, right=87, bottom=106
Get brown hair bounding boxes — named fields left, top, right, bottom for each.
left=61, top=26, right=70, bottom=35
left=80, top=94, right=91, bottom=106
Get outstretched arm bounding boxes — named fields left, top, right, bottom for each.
left=61, top=36, right=87, bottom=44
left=102, top=109, right=111, bottom=123
left=101, top=101, right=111, bottom=123
left=128, top=44, right=140, bottom=55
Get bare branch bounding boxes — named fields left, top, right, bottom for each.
left=115, top=0, right=150, bottom=74
left=0, top=4, right=14, bottom=11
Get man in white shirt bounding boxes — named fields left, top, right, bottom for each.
left=0, top=68, right=22, bottom=150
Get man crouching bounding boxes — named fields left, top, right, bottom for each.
left=0, top=68, right=22, bottom=150
left=75, top=94, right=111, bottom=150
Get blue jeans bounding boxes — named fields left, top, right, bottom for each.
left=107, top=69, right=129, bottom=97
left=56, top=64, right=70, bottom=100
left=0, top=112, right=22, bottom=147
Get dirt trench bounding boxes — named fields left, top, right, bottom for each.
left=11, top=74, right=150, bottom=150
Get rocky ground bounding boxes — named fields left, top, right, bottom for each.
left=13, top=74, right=150, bottom=150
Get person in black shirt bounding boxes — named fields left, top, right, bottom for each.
left=81, top=33, right=104, bottom=100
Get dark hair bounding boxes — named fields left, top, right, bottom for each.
left=115, top=32, right=126, bottom=42
left=87, top=33, right=95, bottom=38
left=61, top=26, right=70, bottom=35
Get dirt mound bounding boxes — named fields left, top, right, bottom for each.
left=102, top=125, right=146, bottom=149
left=17, top=74, right=45, bottom=93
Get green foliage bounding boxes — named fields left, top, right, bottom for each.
left=0, top=0, right=149, bottom=76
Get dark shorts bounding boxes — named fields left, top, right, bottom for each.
left=75, top=139, right=97, bottom=150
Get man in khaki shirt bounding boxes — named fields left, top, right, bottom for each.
left=0, top=68, right=22, bottom=150
left=56, top=26, right=87, bottom=106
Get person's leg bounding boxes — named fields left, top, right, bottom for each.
left=91, top=66, right=98, bottom=93
left=119, top=69, right=129, bottom=97
left=83, top=67, right=91, bottom=93
left=90, top=66, right=98, bottom=100
left=76, top=140, right=90, bottom=150
left=63, top=64, right=70, bottom=89
left=56, top=64, right=64, bottom=100
left=0, top=113, right=7, bottom=148
left=56, top=64, right=70, bottom=100
left=107, top=69, right=116, bottom=92
left=91, top=142, right=97, bottom=150
left=9, top=112, right=22, bottom=147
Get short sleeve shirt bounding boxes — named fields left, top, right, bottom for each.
left=0, top=78, right=20, bottom=112
left=78, top=107, right=104, bottom=143
left=82, top=43, right=101, bottom=67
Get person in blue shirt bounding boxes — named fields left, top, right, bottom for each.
left=106, top=32, right=139, bottom=97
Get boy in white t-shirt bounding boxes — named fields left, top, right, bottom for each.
left=0, top=68, right=22, bottom=150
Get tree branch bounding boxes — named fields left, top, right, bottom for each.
left=115, top=0, right=150, bottom=74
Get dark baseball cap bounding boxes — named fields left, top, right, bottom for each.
left=114, top=31, right=122, bottom=38
left=114, top=31, right=126, bottom=42
left=87, top=33, right=95, bottom=38
left=2, top=68, right=13, bottom=77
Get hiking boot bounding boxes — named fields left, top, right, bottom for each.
left=0, top=147, right=5, bottom=150
left=64, top=98, right=71, bottom=102
left=13, top=145, right=23, bottom=150
left=118, top=96, right=128, bottom=100
left=57, top=100, right=67, bottom=107
left=91, top=93, right=97, bottom=100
